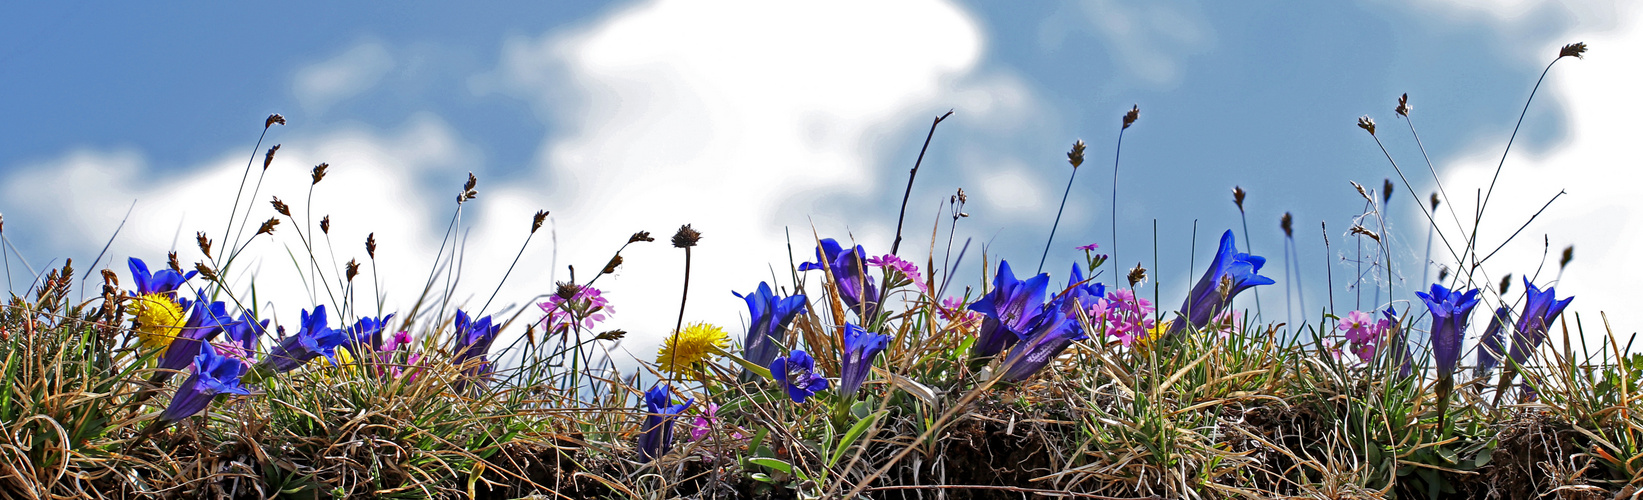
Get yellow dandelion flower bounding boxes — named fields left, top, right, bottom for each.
left=1133, top=320, right=1171, bottom=350
left=656, top=322, right=729, bottom=377
left=130, top=294, right=187, bottom=351
left=310, top=346, right=363, bottom=381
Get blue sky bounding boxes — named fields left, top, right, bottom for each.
left=1, top=0, right=1635, bottom=356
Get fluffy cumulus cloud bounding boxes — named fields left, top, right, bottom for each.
left=1413, top=0, right=1643, bottom=337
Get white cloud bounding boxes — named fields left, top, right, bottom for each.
left=1414, top=1, right=1643, bottom=337
left=293, top=41, right=396, bottom=115
left=1040, top=0, right=1214, bottom=86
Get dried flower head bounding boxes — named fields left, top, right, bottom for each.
left=1350, top=180, right=1372, bottom=203
left=365, top=233, right=377, bottom=259
left=1560, top=42, right=1588, bottom=59
left=532, top=210, right=548, bottom=234
left=602, top=255, right=623, bottom=274
left=629, top=231, right=655, bottom=243
left=346, top=259, right=359, bottom=282
left=555, top=281, right=581, bottom=301
left=957, top=187, right=967, bottom=204
left=195, top=262, right=218, bottom=282
left=596, top=329, right=626, bottom=341
left=458, top=173, right=479, bottom=203
left=1499, top=274, right=1513, bottom=296
left=168, top=252, right=182, bottom=272
left=1560, top=245, right=1574, bottom=270
left=265, top=114, right=286, bottom=128
left=1357, top=116, right=1376, bottom=136
left=320, top=215, right=330, bottom=235
left=1122, top=105, right=1139, bottom=129
left=1349, top=225, right=1381, bottom=243
left=672, top=224, right=701, bottom=248
left=1127, top=263, right=1147, bottom=287
left=263, top=144, right=280, bottom=171
left=257, top=217, right=280, bottom=235
left=1232, top=186, right=1246, bottom=213
left=311, top=163, right=329, bottom=185
left=196, top=232, right=212, bottom=258
left=1396, top=93, right=1412, bottom=117
left=101, top=268, right=119, bottom=287
left=1067, top=139, right=1086, bottom=169
left=1281, top=212, right=1294, bottom=238
left=271, top=196, right=291, bottom=216
left=1382, top=178, right=1394, bottom=204
left=1430, top=192, right=1441, bottom=210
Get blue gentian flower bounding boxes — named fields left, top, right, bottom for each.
left=1064, top=264, right=1107, bottom=337
left=1504, top=278, right=1574, bottom=369
left=637, top=385, right=692, bottom=463
left=1417, top=283, right=1482, bottom=379
left=798, top=239, right=878, bottom=319
left=1473, top=306, right=1510, bottom=378
left=1385, top=307, right=1414, bottom=379
left=346, top=314, right=397, bottom=352
left=453, top=310, right=501, bottom=389
left=129, top=257, right=195, bottom=296
left=839, top=323, right=890, bottom=396
left=259, top=305, right=349, bottom=373
left=967, top=260, right=1050, bottom=359
left=155, top=291, right=233, bottom=376
left=1000, top=294, right=1085, bottom=382
left=159, top=344, right=251, bottom=424
left=1167, top=230, right=1275, bottom=336
left=734, top=282, right=807, bottom=374
left=771, top=350, right=829, bottom=404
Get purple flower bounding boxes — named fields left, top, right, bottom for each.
left=1417, top=283, right=1482, bottom=379
left=1064, top=264, right=1106, bottom=337
left=155, top=291, right=233, bottom=376
left=1075, top=243, right=1100, bottom=251
left=967, top=260, right=1049, bottom=359
left=453, top=310, right=501, bottom=388
left=839, top=323, right=890, bottom=396
left=159, top=343, right=251, bottom=424
left=259, top=305, right=348, bottom=373
left=216, top=312, right=270, bottom=367
left=128, top=257, right=195, bottom=296
left=799, top=238, right=879, bottom=319
left=733, top=282, right=807, bottom=375
left=771, top=350, right=829, bottom=404
left=1504, top=278, right=1574, bottom=370
left=1168, top=230, right=1275, bottom=336
left=345, top=314, right=396, bottom=352
left=637, top=385, right=692, bottom=463
left=1473, top=306, right=1510, bottom=378
left=1001, top=295, right=1085, bottom=382
left=868, top=254, right=927, bottom=293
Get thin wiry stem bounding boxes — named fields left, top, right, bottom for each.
left=890, top=110, right=952, bottom=256
left=1037, top=166, right=1078, bottom=274
left=221, top=125, right=271, bottom=251
left=1110, top=127, right=1129, bottom=290
left=1471, top=56, right=1570, bottom=257
left=1238, top=209, right=1261, bottom=320
left=667, top=246, right=693, bottom=386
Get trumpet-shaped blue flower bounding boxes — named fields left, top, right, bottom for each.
left=1473, top=306, right=1510, bottom=378
left=155, top=291, right=233, bottom=376
left=218, top=312, right=270, bottom=365
left=967, top=260, right=1050, bottom=359
left=1504, top=278, right=1574, bottom=369
left=346, top=314, right=397, bottom=352
left=159, top=343, right=251, bottom=424
left=734, top=282, right=807, bottom=374
left=798, top=239, right=879, bottom=319
left=637, top=385, right=692, bottom=463
left=771, top=350, right=829, bottom=404
left=1168, top=230, right=1275, bottom=336
left=129, top=257, right=195, bottom=296
left=839, top=323, right=890, bottom=395
left=126, top=257, right=199, bottom=351
left=260, top=305, right=348, bottom=373
left=1416, top=283, right=1481, bottom=379
left=453, top=310, right=501, bottom=388
left=1001, top=294, right=1085, bottom=382
left=1064, top=264, right=1107, bottom=337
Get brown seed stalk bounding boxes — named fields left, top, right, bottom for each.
left=320, top=215, right=330, bottom=235
left=271, top=197, right=291, bottom=216
left=195, top=262, right=218, bottom=282
left=263, top=144, right=280, bottom=171
left=1559, top=42, right=1588, bottom=59
left=366, top=233, right=377, bottom=259
left=1499, top=274, right=1513, bottom=296
left=196, top=232, right=212, bottom=259
left=1122, top=105, right=1140, bottom=129
left=310, top=163, right=329, bottom=185
left=1232, top=186, right=1246, bottom=213
left=629, top=231, right=655, bottom=243
left=1357, top=116, right=1376, bottom=136
left=168, top=252, right=182, bottom=272
left=1067, top=139, right=1086, bottom=169
left=346, top=259, right=359, bottom=282
left=1281, top=212, right=1294, bottom=238
left=265, top=114, right=286, bottom=128
left=257, top=217, right=281, bottom=235
left=1396, top=93, right=1412, bottom=117
left=532, top=210, right=549, bottom=234
left=672, top=224, right=701, bottom=248
left=602, top=255, right=623, bottom=274
left=1127, top=263, right=1147, bottom=287
left=1559, top=245, right=1574, bottom=270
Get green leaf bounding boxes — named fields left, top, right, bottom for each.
left=748, top=457, right=792, bottom=474
left=722, top=352, right=774, bottom=380
left=829, top=411, right=883, bottom=468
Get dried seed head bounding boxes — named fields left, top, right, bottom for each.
left=464, top=172, right=478, bottom=192
left=1395, top=93, right=1412, bottom=117
left=346, top=259, right=359, bottom=282
left=532, top=210, right=549, bottom=234
left=1357, top=116, right=1376, bottom=136
left=168, top=252, right=182, bottom=272
left=1349, top=225, right=1381, bottom=243
left=365, top=233, right=377, bottom=259
left=1232, top=186, right=1246, bottom=213
left=1499, top=274, right=1513, bottom=296
left=554, top=281, right=581, bottom=301
left=257, top=217, right=281, bottom=235
left=196, top=232, right=212, bottom=259
left=1429, top=192, right=1441, bottom=210
left=1350, top=180, right=1373, bottom=203
left=0, top=213, right=5, bottom=233
left=629, top=231, right=655, bottom=244
left=101, top=268, right=118, bottom=287
left=1560, top=245, right=1574, bottom=270
left=195, top=262, right=218, bottom=282
left=271, top=196, right=291, bottom=216
left=956, top=187, right=967, bottom=204
left=1127, top=263, right=1147, bottom=287
left=458, top=172, right=479, bottom=203
left=320, top=215, right=330, bottom=235
left=1382, top=178, right=1394, bottom=204
left=310, top=163, right=329, bottom=185
left=265, top=113, right=286, bottom=128
left=1437, top=266, right=1450, bottom=283
left=1122, top=105, right=1139, bottom=129
left=1559, top=42, right=1588, bottom=59
left=602, top=254, right=623, bottom=274
left=1067, top=139, right=1086, bottom=169
left=596, top=329, right=627, bottom=341
left=1280, top=212, right=1294, bottom=238
left=263, top=144, right=280, bottom=171
left=671, top=224, right=701, bottom=248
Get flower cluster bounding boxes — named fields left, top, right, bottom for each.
left=1091, top=288, right=1156, bottom=347
left=1336, top=310, right=1391, bottom=363
left=537, top=283, right=613, bottom=336
left=868, top=253, right=927, bottom=293
left=799, top=239, right=879, bottom=320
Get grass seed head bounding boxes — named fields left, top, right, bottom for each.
left=265, top=113, right=286, bottom=128
left=1382, top=178, right=1394, bottom=204
left=458, top=172, right=478, bottom=203
left=366, top=233, right=376, bottom=259
left=263, top=144, right=279, bottom=171
left=1067, top=139, right=1085, bottom=169
left=196, top=231, right=212, bottom=258
left=320, top=215, right=330, bottom=235
left=603, top=255, right=623, bottom=274
left=346, top=259, right=359, bottom=282
left=1560, top=42, right=1588, bottom=59
left=1500, top=274, right=1513, bottom=296
left=532, top=210, right=548, bottom=234
left=258, top=217, right=280, bottom=235
left=311, top=163, right=329, bottom=185
left=101, top=268, right=118, bottom=287
left=195, top=262, right=218, bottom=282
left=597, top=329, right=626, bottom=341
left=1430, top=192, right=1441, bottom=210
left=672, top=224, right=701, bottom=248
left=1357, top=115, right=1376, bottom=135
left=1122, top=104, right=1140, bottom=129
left=1396, top=93, right=1412, bottom=117
left=1232, top=186, right=1246, bottom=213
left=1560, top=245, right=1574, bottom=270
left=1438, top=265, right=1450, bottom=282
left=168, top=251, right=181, bottom=272
left=630, top=231, right=655, bottom=243
left=271, top=196, right=291, bottom=216
left=1128, top=263, right=1147, bottom=287
left=1349, top=225, right=1380, bottom=243
left=1281, top=212, right=1293, bottom=238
